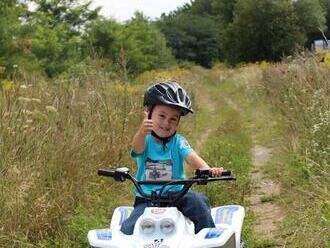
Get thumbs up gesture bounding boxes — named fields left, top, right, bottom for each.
left=138, top=111, right=153, bottom=136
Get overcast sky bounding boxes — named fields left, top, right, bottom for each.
left=90, top=0, right=192, bottom=22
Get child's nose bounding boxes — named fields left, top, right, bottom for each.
left=164, top=119, right=171, bottom=126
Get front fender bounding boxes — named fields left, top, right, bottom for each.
left=88, top=227, right=236, bottom=248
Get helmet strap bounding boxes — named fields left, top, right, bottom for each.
left=151, top=130, right=176, bottom=146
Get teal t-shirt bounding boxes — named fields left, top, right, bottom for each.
left=131, top=134, right=193, bottom=197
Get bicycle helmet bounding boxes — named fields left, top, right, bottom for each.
left=144, top=81, right=193, bottom=116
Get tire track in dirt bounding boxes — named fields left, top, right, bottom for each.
left=190, top=71, right=218, bottom=150
left=195, top=95, right=216, bottom=149
left=248, top=145, right=284, bottom=244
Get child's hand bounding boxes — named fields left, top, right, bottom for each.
left=209, top=167, right=224, bottom=177
left=138, top=111, right=153, bottom=136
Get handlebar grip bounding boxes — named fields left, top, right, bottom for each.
left=98, top=169, right=115, bottom=177
left=221, top=170, right=231, bottom=176
left=195, top=168, right=232, bottom=178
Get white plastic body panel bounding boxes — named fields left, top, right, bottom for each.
left=88, top=205, right=245, bottom=248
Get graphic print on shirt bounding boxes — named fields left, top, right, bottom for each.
left=179, top=138, right=190, bottom=149
left=145, top=157, right=173, bottom=180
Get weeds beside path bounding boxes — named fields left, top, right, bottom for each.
left=249, top=145, right=284, bottom=246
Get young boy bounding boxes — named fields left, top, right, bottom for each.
left=120, top=81, right=223, bottom=235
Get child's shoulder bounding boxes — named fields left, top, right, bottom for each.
left=173, top=134, right=191, bottom=149
left=173, top=133, right=187, bottom=141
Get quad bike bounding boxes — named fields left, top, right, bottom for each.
left=88, top=167, right=245, bottom=248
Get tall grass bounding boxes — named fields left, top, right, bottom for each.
left=0, top=73, right=142, bottom=246
left=0, top=66, right=198, bottom=246
left=2, top=59, right=327, bottom=247
left=261, top=58, right=329, bottom=248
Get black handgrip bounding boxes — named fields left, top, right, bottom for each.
left=221, top=170, right=231, bottom=176
left=98, top=169, right=115, bottom=177
left=195, top=168, right=232, bottom=177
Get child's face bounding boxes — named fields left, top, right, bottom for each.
left=151, top=105, right=180, bottom=138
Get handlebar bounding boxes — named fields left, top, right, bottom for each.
left=98, top=169, right=115, bottom=177
left=97, top=167, right=236, bottom=207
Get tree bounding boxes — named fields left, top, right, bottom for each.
left=27, top=0, right=99, bottom=76
left=86, top=12, right=175, bottom=75
left=123, top=12, right=175, bottom=73
left=85, top=17, right=122, bottom=60
left=293, top=0, right=327, bottom=46
left=0, top=0, right=29, bottom=75
left=157, top=13, right=219, bottom=67
left=318, top=0, right=330, bottom=39
left=188, top=0, right=236, bottom=25
left=211, top=0, right=237, bottom=25
left=293, top=0, right=326, bottom=33
left=222, top=0, right=304, bottom=64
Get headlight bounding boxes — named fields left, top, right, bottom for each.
left=160, top=219, right=175, bottom=235
left=140, top=219, right=155, bottom=234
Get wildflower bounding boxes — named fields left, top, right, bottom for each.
left=323, top=52, right=330, bottom=68
left=115, top=84, right=125, bottom=93
left=1, top=80, right=15, bottom=91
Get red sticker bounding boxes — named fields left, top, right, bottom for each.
left=151, top=208, right=167, bottom=215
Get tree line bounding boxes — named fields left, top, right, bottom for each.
left=0, top=0, right=329, bottom=78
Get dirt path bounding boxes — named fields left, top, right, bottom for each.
left=195, top=95, right=216, bottom=149
left=248, top=145, right=284, bottom=244
left=192, top=73, right=217, bottom=150
left=193, top=67, right=285, bottom=246
left=228, top=67, right=285, bottom=245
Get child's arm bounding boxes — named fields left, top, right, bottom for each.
left=132, top=111, right=153, bottom=154
left=186, top=151, right=223, bottom=177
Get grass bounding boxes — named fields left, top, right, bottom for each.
left=0, top=76, right=142, bottom=246
left=1, top=58, right=328, bottom=247
left=0, top=66, right=201, bottom=246
left=260, top=57, right=329, bottom=248
left=187, top=67, right=257, bottom=246
left=260, top=195, right=278, bottom=203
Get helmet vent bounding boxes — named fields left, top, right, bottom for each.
left=178, top=88, right=184, bottom=102
left=156, top=84, right=167, bottom=94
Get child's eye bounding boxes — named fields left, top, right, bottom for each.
left=159, top=114, right=166, bottom=119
